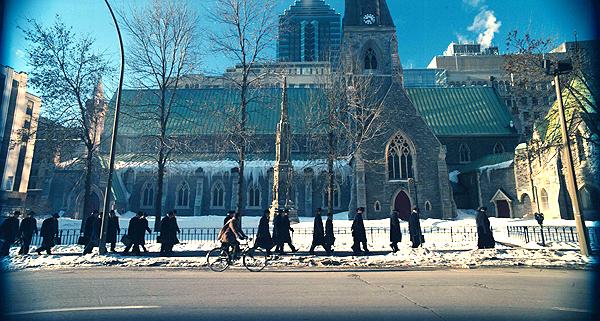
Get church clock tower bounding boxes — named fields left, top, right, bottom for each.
left=341, top=0, right=455, bottom=220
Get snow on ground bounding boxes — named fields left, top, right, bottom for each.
left=3, top=209, right=596, bottom=271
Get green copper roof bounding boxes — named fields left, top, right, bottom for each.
left=107, top=86, right=515, bottom=138
left=405, top=87, right=515, bottom=136
left=459, top=152, right=514, bottom=173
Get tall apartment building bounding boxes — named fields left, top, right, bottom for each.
left=277, top=0, right=342, bottom=62
left=0, top=66, right=41, bottom=214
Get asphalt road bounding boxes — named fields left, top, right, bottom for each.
left=1, top=268, right=597, bottom=321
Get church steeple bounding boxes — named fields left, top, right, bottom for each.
left=342, top=0, right=394, bottom=29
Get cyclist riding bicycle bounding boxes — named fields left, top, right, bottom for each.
left=218, top=211, right=248, bottom=259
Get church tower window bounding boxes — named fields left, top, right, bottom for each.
left=387, top=134, right=414, bottom=180
left=364, top=48, right=378, bottom=70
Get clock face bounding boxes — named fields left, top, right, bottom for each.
left=363, top=14, right=376, bottom=25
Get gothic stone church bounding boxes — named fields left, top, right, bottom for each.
left=36, top=0, right=519, bottom=220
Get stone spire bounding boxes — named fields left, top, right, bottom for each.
left=270, top=77, right=298, bottom=222
left=342, top=0, right=395, bottom=28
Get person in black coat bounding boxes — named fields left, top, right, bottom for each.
left=351, top=207, right=369, bottom=255
left=324, top=212, right=335, bottom=255
left=83, top=212, right=102, bottom=255
left=139, top=213, right=152, bottom=253
left=408, top=207, right=423, bottom=248
left=19, top=211, right=38, bottom=255
left=276, top=209, right=297, bottom=255
left=390, top=210, right=402, bottom=253
left=106, top=210, right=120, bottom=252
left=123, top=212, right=143, bottom=255
left=160, top=211, right=180, bottom=256
left=36, top=213, right=60, bottom=255
left=476, top=206, right=495, bottom=249
left=272, top=209, right=283, bottom=253
left=0, top=211, right=21, bottom=257
left=83, top=211, right=96, bottom=243
left=254, top=210, right=274, bottom=254
left=309, top=208, right=326, bottom=255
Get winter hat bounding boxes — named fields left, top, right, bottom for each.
left=477, top=206, right=487, bottom=212
left=52, top=213, right=60, bottom=218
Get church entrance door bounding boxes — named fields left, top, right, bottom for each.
left=496, top=200, right=510, bottom=218
left=394, top=191, right=411, bottom=221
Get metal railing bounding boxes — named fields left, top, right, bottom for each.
left=22, top=225, right=480, bottom=246
left=506, top=225, right=600, bottom=248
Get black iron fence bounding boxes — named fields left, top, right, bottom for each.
left=23, top=225, right=480, bottom=246
left=506, top=225, right=600, bottom=248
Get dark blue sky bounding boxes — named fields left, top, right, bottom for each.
left=2, top=0, right=598, bottom=75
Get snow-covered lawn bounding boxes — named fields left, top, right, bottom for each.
left=2, top=210, right=596, bottom=271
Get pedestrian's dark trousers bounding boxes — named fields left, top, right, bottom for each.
left=124, top=243, right=141, bottom=254
left=0, top=240, right=11, bottom=256
left=36, top=239, right=53, bottom=254
left=19, top=235, right=34, bottom=254
left=352, top=240, right=369, bottom=253
left=309, top=243, right=328, bottom=254
left=109, top=242, right=116, bottom=251
left=277, top=242, right=296, bottom=253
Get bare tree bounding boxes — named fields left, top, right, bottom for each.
left=21, top=17, right=112, bottom=223
left=305, top=59, right=389, bottom=215
left=207, top=0, right=279, bottom=215
left=118, top=0, right=200, bottom=228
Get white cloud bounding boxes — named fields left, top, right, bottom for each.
left=463, top=0, right=485, bottom=7
left=467, top=8, right=502, bottom=49
left=456, top=34, right=471, bottom=44
left=15, top=49, right=25, bottom=58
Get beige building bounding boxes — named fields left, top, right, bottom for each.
left=0, top=66, right=42, bottom=214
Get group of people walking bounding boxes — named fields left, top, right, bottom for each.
left=1, top=205, right=495, bottom=258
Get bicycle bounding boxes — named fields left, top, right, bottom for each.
left=206, top=239, right=269, bottom=272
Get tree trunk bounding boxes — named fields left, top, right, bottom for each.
left=236, top=82, right=248, bottom=216
left=154, top=156, right=165, bottom=230
left=327, top=129, right=335, bottom=216
left=79, top=148, right=94, bottom=232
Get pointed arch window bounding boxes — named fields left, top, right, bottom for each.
left=540, top=188, right=549, bottom=210
left=176, top=181, right=190, bottom=208
left=459, top=144, right=471, bottom=163
left=579, top=187, right=593, bottom=210
left=364, top=48, right=378, bottom=70
left=374, top=201, right=381, bottom=212
left=247, top=184, right=261, bottom=208
left=141, top=181, right=154, bottom=208
left=387, top=134, right=414, bottom=180
left=211, top=182, right=225, bottom=208
left=322, top=184, right=340, bottom=209
left=493, top=143, right=505, bottom=154
left=424, top=201, right=432, bottom=212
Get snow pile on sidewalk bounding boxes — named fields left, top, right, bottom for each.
left=1, top=241, right=592, bottom=272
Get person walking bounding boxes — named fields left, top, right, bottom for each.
left=272, top=209, right=283, bottom=254
left=123, top=212, right=143, bottom=255
left=160, top=211, right=180, bottom=256
left=351, top=207, right=369, bottom=255
left=36, top=213, right=60, bottom=255
left=83, top=212, right=102, bottom=255
left=476, top=206, right=495, bottom=249
left=19, top=211, right=38, bottom=255
left=254, top=210, right=274, bottom=254
left=139, top=213, right=152, bottom=253
left=408, top=207, right=424, bottom=248
left=324, top=212, right=335, bottom=255
left=390, top=210, right=402, bottom=253
left=309, top=208, right=326, bottom=255
left=106, top=210, right=120, bottom=252
left=82, top=211, right=96, bottom=244
left=0, top=211, right=21, bottom=257
left=277, top=209, right=297, bottom=255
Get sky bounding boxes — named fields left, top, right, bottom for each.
left=1, top=0, right=598, bottom=82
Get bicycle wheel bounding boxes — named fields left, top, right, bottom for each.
left=243, top=247, right=268, bottom=272
left=206, top=248, right=230, bottom=272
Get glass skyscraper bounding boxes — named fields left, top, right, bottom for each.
left=277, top=0, right=341, bottom=62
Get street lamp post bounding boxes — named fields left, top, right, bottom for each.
left=543, top=59, right=591, bottom=256
left=98, top=0, right=125, bottom=255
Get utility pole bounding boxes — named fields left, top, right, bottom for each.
left=99, top=0, right=125, bottom=255
left=544, top=59, right=591, bottom=256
